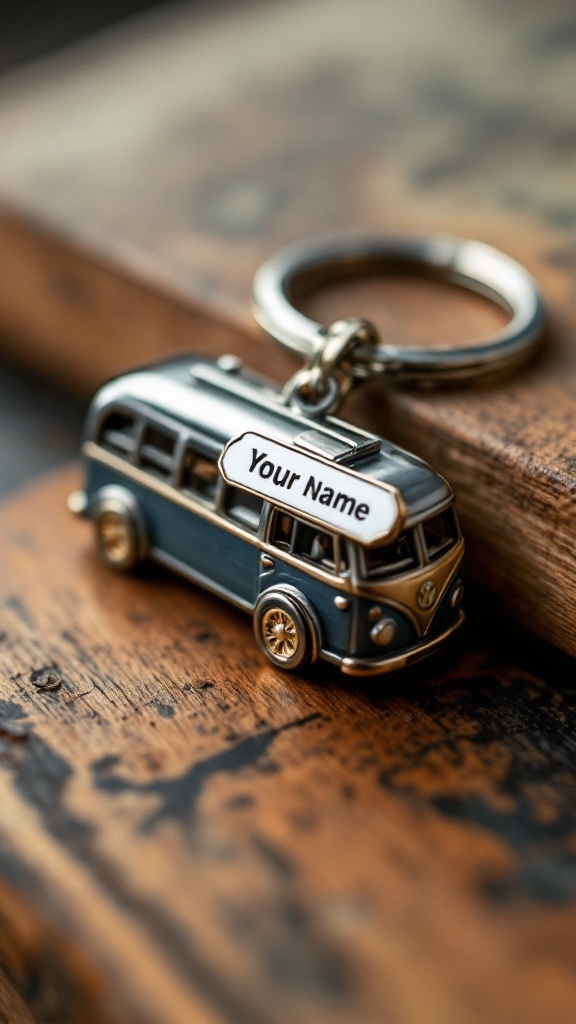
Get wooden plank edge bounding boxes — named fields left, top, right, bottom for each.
left=0, top=203, right=298, bottom=395
left=0, top=204, right=573, bottom=657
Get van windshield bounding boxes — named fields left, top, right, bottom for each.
left=422, top=508, right=457, bottom=561
left=361, top=531, right=418, bottom=578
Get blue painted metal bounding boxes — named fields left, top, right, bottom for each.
left=258, top=558, right=351, bottom=657
left=79, top=356, right=464, bottom=672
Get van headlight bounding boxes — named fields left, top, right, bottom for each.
left=370, top=618, right=397, bottom=646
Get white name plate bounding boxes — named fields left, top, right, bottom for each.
left=219, top=431, right=403, bottom=545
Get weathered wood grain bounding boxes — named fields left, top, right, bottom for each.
left=1, top=466, right=576, bottom=1024
left=0, top=0, right=574, bottom=655
left=0, top=966, right=38, bottom=1024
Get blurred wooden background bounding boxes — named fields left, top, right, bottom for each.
left=0, top=0, right=574, bottom=653
left=0, top=3, right=575, bottom=1023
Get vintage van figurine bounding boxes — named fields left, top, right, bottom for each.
left=69, top=355, right=465, bottom=675
left=69, top=233, right=545, bottom=675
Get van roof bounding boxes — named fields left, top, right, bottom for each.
left=88, top=356, right=452, bottom=523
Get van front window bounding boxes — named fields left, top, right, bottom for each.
left=422, top=508, right=457, bottom=561
left=268, top=510, right=348, bottom=575
left=362, top=531, right=418, bottom=578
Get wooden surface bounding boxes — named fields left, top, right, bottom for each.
left=0, top=0, right=573, bottom=655
left=0, top=466, right=575, bottom=1024
left=0, top=6, right=575, bottom=1019
left=0, top=967, right=38, bottom=1024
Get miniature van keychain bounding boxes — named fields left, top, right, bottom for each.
left=69, top=234, right=544, bottom=675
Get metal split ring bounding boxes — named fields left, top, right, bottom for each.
left=252, top=233, right=546, bottom=392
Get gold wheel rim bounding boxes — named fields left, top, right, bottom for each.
left=99, top=511, right=131, bottom=563
left=261, top=607, right=300, bottom=661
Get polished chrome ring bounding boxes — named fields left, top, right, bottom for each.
left=252, top=233, right=546, bottom=384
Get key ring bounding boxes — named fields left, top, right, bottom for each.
left=252, top=233, right=545, bottom=406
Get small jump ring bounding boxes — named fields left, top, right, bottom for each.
left=280, top=318, right=378, bottom=416
left=282, top=370, right=342, bottom=417
left=306, top=317, right=379, bottom=396
left=252, top=233, right=546, bottom=385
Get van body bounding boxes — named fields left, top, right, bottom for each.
left=70, top=356, right=464, bottom=675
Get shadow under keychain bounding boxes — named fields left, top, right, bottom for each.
left=70, top=233, right=545, bottom=676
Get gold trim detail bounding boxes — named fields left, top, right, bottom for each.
left=260, top=607, right=300, bottom=660
left=355, top=540, right=464, bottom=637
left=83, top=442, right=462, bottom=633
left=97, top=510, right=131, bottom=563
left=84, top=442, right=353, bottom=592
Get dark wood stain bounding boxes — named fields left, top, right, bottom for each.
left=92, top=714, right=325, bottom=833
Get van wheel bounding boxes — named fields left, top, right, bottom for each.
left=93, top=493, right=142, bottom=571
left=254, top=591, right=316, bottom=671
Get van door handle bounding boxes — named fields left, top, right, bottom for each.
left=260, top=554, right=274, bottom=570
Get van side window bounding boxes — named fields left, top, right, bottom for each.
left=180, top=448, right=219, bottom=504
left=269, top=511, right=343, bottom=574
left=294, top=523, right=336, bottom=573
left=269, top=510, right=295, bottom=551
left=223, top=487, right=263, bottom=532
left=139, top=425, right=177, bottom=479
left=98, top=409, right=137, bottom=458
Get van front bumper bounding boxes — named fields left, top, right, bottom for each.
left=332, top=611, right=465, bottom=677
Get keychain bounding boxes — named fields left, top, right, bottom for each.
left=69, top=234, right=544, bottom=675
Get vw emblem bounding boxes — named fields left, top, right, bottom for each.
left=417, top=580, right=437, bottom=610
